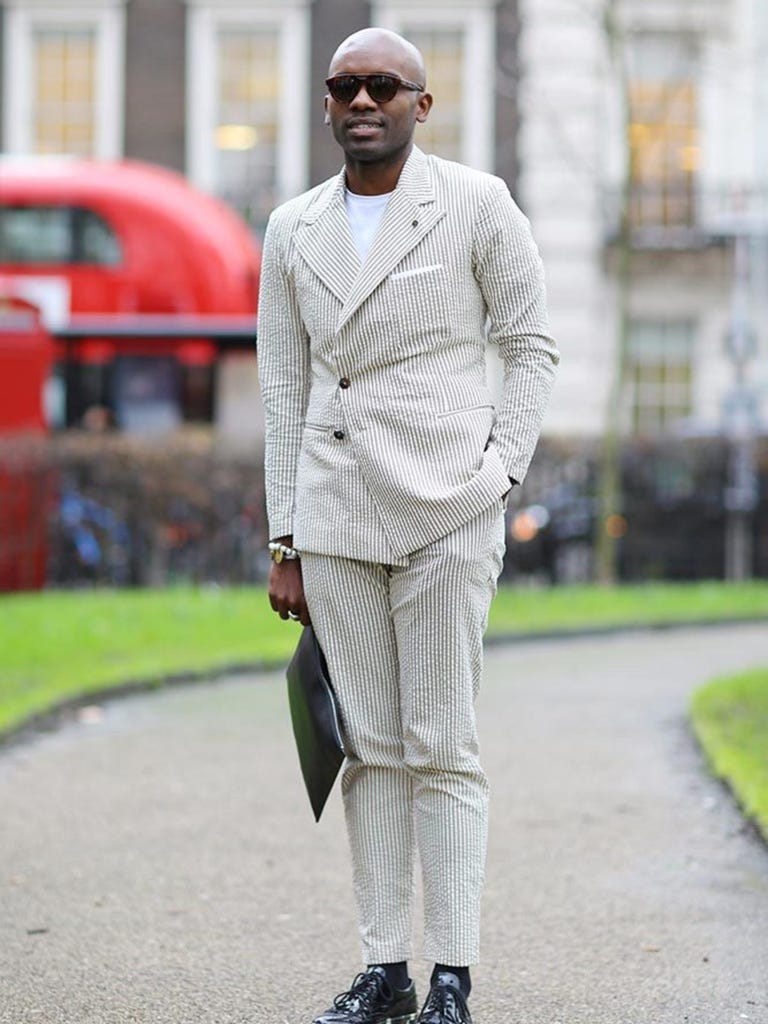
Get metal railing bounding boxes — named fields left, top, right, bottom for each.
left=54, top=314, right=259, bottom=350
left=601, top=183, right=768, bottom=248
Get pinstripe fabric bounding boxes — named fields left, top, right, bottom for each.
left=301, top=503, right=506, bottom=965
left=257, top=146, right=559, bottom=561
left=258, top=144, right=557, bottom=965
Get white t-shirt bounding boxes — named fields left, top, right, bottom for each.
left=345, top=189, right=393, bottom=263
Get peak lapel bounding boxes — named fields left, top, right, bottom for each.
left=293, top=171, right=360, bottom=306
left=337, top=148, right=445, bottom=333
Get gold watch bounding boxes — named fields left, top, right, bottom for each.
left=268, top=542, right=300, bottom=563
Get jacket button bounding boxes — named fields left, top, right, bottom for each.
left=333, top=430, right=345, bottom=440
left=339, top=377, right=351, bottom=389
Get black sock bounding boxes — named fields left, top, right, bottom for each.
left=369, top=961, right=410, bottom=991
left=432, top=964, right=471, bottom=998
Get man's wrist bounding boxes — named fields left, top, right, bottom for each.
left=268, top=540, right=300, bottom=564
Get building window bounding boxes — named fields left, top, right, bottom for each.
left=185, top=1, right=311, bottom=234
left=216, top=28, right=280, bottom=226
left=406, top=27, right=463, bottom=162
left=33, top=28, right=96, bottom=155
left=627, top=34, right=699, bottom=229
left=1, top=2, right=126, bottom=160
left=371, top=0, right=497, bottom=171
left=627, top=320, right=695, bottom=434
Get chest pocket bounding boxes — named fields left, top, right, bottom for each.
left=373, top=263, right=452, bottom=350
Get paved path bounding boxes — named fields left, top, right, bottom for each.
left=1, top=624, right=767, bottom=1024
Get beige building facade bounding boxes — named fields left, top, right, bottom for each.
left=518, top=0, right=767, bottom=439
left=1, top=0, right=765, bottom=444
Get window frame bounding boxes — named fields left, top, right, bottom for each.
left=626, top=32, right=700, bottom=231
left=1, top=0, right=126, bottom=160
left=626, top=319, right=696, bottom=435
left=184, top=0, right=311, bottom=214
left=371, top=0, right=498, bottom=172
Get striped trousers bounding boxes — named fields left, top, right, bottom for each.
left=301, top=502, right=506, bottom=965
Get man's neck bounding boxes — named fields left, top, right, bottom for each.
left=344, top=143, right=413, bottom=196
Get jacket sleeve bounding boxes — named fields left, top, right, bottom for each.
left=257, top=211, right=311, bottom=541
left=472, top=178, right=560, bottom=485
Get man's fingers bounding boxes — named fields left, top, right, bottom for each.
left=268, top=562, right=308, bottom=623
left=268, top=588, right=291, bottom=620
left=268, top=579, right=286, bottom=617
left=296, top=595, right=311, bottom=626
left=291, top=591, right=310, bottom=625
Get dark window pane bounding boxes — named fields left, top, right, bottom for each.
left=0, top=205, right=122, bottom=265
left=0, top=206, right=71, bottom=262
left=76, top=209, right=122, bottom=265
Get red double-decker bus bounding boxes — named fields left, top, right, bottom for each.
left=0, top=157, right=261, bottom=431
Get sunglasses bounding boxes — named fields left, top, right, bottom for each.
left=325, top=73, right=424, bottom=105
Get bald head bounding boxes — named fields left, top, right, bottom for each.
left=324, top=26, right=432, bottom=190
left=328, top=27, right=426, bottom=87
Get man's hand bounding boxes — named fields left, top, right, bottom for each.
left=268, top=559, right=311, bottom=626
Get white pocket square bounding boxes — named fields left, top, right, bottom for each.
left=389, top=264, right=443, bottom=281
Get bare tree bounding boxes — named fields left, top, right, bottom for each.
left=594, top=0, right=632, bottom=585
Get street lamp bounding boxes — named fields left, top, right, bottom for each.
left=722, top=231, right=760, bottom=580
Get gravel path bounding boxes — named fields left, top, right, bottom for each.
left=1, top=623, right=766, bottom=1024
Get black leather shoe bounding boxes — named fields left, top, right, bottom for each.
left=312, top=967, right=418, bottom=1024
left=416, top=973, right=472, bottom=1024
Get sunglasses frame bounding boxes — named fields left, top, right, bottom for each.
left=325, top=73, right=425, bottom=105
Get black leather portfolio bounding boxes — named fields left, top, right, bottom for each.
left=286, top=625, right=345, bottom=822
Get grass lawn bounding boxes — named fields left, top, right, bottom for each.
left=691, top=668, right=768, bottom=842
left=1, top=580, right=766, bottom=737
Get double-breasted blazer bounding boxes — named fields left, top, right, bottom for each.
left=258, top=146, right=559, bottom=563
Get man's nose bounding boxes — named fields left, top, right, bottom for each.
left=349, top=84, right=377, bottom=109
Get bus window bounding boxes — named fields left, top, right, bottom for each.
left=0, top=206, right=122, bottom=266
left=0, top=206, right=70, bottom=263
left=76, top=209, right=122, bottom=265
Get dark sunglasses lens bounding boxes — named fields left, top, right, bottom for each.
left=366, top=76, right=400, bottom=103
left=329, top=76, right=360, bottom=103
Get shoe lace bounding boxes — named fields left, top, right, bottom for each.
left=422, top=984, right=467, bottom=1024
left=332, top=971, right=389, bottom=1019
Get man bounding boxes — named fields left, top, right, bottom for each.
left=258, top=27, right=558, bottom=1024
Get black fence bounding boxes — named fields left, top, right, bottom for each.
left=0, top=432, right=268, bottom=589
left=0, top=431, right=766, bottom=590
left=503, top=437, right=768, bottom=583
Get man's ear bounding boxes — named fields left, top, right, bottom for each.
left=324, top=96, right=331, bottom=125
left=415, top=91, right=433, bottom=124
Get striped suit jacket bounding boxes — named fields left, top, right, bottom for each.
left=257, top=146, right=559, bottom=562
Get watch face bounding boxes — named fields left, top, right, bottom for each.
left=272, top=548, right=284, bottom=563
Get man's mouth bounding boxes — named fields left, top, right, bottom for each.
left=346, top=120, right=384, bottom=137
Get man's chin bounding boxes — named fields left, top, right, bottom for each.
left=342, top=140, right=386, bottom=163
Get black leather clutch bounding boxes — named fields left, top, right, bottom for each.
left=286, top=625, right=345, bottom=822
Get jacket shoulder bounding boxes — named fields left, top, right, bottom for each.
left=266, top=176, right=337, bottom=235
left=425, top=154, right=510, bottom=204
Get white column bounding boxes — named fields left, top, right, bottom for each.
left=2, top=7, right=33, bottom=153
left=185, top=5, right=217, bottom=192
left=277, top=3, right=311, bottom=202
left=517, top=0, right=610, bottom=435
left=97, top=2, right=125, bottom=159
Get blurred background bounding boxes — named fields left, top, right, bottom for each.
left=0, top=0, right=766, bottom=591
